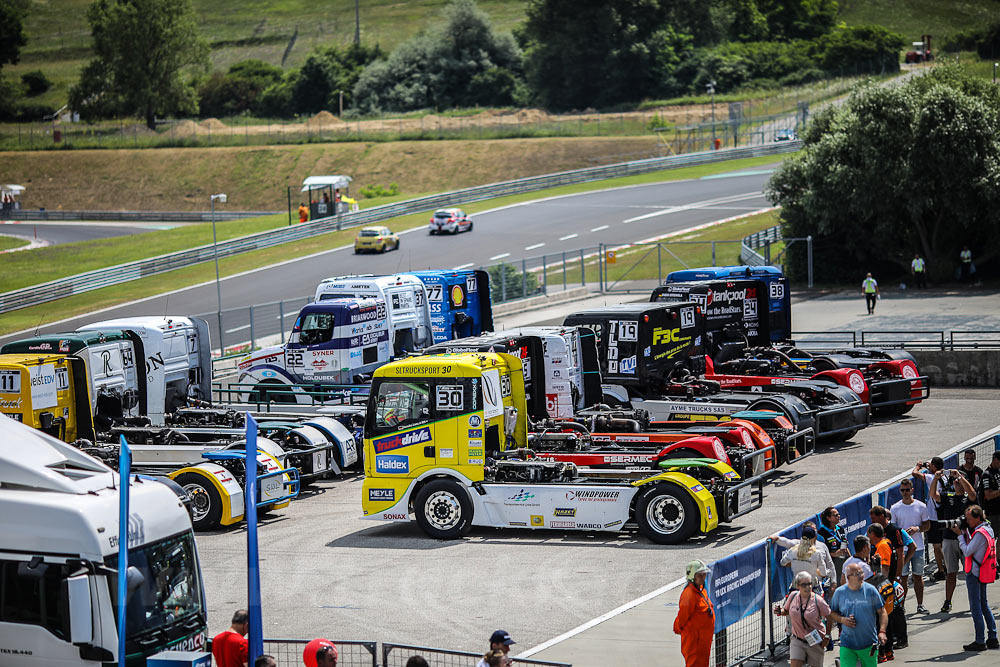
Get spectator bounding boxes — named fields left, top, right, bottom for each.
left=212, top=609, right=249, bottom=667
left=861, top=273, right=879, bottom=315
left=910, top=254, right=927, bottom=288
left=315, top=643, right=337, bottom=667
left=405, top=658, right=429, bottom=667
left=298, top=202, right=309, bottom=223
left=475, top=630, right=514, bottom=667
left=481, top=650, right=509, bottom=667
left=866, top=524, right=892, bottom=579
left=931, top=467, right=977, bottom=613
left=774, top=525, right=832, bottom=594
left=829, top=563, right=888, bottom=667
left=957, top=505, right=999, bottom=651
left=980, top=451, right=1000, bottom=528
left=842, top=536, right=874, bottom=586
left=817, top=507, right=851, bottom=593
left=255, top=657, right=276, bottom=667
left=960, top=246, right=972, bottom=282
left=890, top=479, right=930, bottom=612
left=673, top=560, right=715, bottom=667
left=773, top=571, right=832, bottom=666
left=912, top=457, right=947, bottom=580
left=869, top=505, right=915, bottom=583
left=960, top=448, right=983, bottom=492
left=322, top=192, right=331, bottom=204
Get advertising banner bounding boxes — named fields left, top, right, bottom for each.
left=709, top=541, right=768, bottom=632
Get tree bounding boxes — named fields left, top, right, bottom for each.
left=198, top=59, right=283, bottom=117
left=755, top=0, right=838, bottom=40
left=71, top=0, right=208, bottom=128
left=0, top=0, right=29, bottom=70
left=291, top=43, right=382, bottom=115
left=767, top=66, right=1000, bottom=283
left=353, top=0, right=522, bottom=113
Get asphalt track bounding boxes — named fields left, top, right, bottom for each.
left=0, top=220, right=175, bottom=245
left=0, top=166, right=776, bottom=345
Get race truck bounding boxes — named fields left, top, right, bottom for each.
left=407, top=270, right=493, bottom=343
left=563, top=302, right=870, bottom=441
left=0, top=415, right=210, bottom=664
left=0, top=352, right=95, bottom=441
left=655, top=270, right=929, bottom=415
left=360, top=352, right=765, bottom=544
left=237, top=297, right=391, bottom=403
left=313, top=274, right=433, bottom=355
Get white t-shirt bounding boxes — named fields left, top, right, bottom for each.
left=842, top=556, right=873, bottom=583
left=890, top=499, right=929, bottom=550
left=922, top=472, right=939, bottom=520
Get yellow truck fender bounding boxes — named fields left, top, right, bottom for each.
left=169, top=463, right=243, bottom=526
left=632, top=471, right=720, bottom=534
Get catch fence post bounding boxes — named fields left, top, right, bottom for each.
left=279, top=301, right=285, bottom=343
left=249, top=306, right=255, bottom=350
left=580, top=249, right=586, bottom=286
left=501, top=263, right=507, bottom=302
left=712, top=241, right=717, bottom=266
left=807, top=235, right=814, bottom=288
left=562, top=251, right=567, bottom=290
left=542, top=255, right=547, bottom=294
left=521, top=258, right=527, bottom=298
left=657, top=244, right=662, bottom=283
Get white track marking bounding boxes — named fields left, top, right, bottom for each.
left=590, top=225, right=609, bottom=232
left=622, top=192, right=764, bottom=223
left=489, top=252, right=511, bottom=260
left=525, top=243, right=545, bottom=251
left=452, top=262, right=474, bottom=270
left=558, top=233, right=578, bottom=241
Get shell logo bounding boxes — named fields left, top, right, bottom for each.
left=848, top=372, right=866, bottom=395
left=450, top=284, right=465, bottom=307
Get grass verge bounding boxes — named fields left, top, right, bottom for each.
left=0, top=236, right=31, bottom=252
left=0, top=153, right=789, bottom=336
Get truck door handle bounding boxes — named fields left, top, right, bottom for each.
left=424, top=445, right=435, bottom=458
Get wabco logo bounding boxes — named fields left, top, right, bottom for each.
left=507, top=489, right=536, bottom=502
left=375, top=455, right=409, bottom=473
left=373, top=427, right=431, bottom=453
left=369, top=488, right=395, bottom=502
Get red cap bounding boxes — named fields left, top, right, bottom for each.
left=303, top=638, right=338, bottom=667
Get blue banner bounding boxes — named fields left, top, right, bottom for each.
left=117, top=435, right=131, bottom=667
left=245, top=414, right=263, bottom=665
left=708, top=541, right=768, bottom=632
left=836, top=494, right=873, bottom=555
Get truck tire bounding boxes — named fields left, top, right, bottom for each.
left=635, top=483, right=699, bottom=544
left=413, top=479, right=473, bottom=539
left=174, top=473, right=223, bottom=531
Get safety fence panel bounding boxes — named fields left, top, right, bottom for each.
left=598, top=240, right=745, bottom=294
left=262, top=639, right=377, bottom=667
left=382, top=643, right=571, bottom=667
left=707, top=542, right=768, bottom=667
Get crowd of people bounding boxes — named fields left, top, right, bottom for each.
left=673, top=448, right=1000, bottom=667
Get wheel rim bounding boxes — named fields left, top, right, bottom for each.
left=183, top=483, right=211, bottom=522
left=423, top=490, right=462, bottom=531
left=646, top=494, right=684, bottom=535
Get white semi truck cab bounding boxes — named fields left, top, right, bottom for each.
left=0, top=414, right=208, bottom=665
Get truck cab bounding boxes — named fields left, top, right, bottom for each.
left=407, top=270, right=493, bottom=343
left=314, top=274, right=433, bottom=355
left=0, top=415, right=208, bottom=665
left=0, top=353, right=95, bottom=441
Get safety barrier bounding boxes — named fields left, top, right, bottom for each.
left=740, top=225, right=782, bottom=266
left=0, top=141, right=801, bottom=316
left=793, top=330, right=1000, bottom=351
left=255, top=638, right=570, bottom=667
left=382, top=643, right=570, bottom=667
left=262, top=639, right=377, bottom=667
left=706, top=425, right=1000, bottom=667
left=2, top=209, right=277, bottom=222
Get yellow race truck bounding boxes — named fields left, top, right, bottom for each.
left=0, top=353, right=94, bottom=441
left=361, top=352, right=764, bottom=544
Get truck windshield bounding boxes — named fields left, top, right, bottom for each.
left=298, top=312, right=335, bottom=345
left=372, top=381, right=430, bottom=431
left=106, top=531, right=204, bottom=640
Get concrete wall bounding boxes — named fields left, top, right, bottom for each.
left=912, top=350, right=1000, bottom=387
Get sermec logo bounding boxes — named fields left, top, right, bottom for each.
left=373, top=427, right=431, bottom=454
left=375, top=455, right=410, bottom=474
left=369, top=488, right=395, bottom=502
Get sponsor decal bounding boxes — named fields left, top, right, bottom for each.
left=530, top=515, right=544, bottom=527
left=375, top=455, right=410, bottom=474
left=383, top=513, right=408, bottom=520
left=467, top=458, right=484, bottom=465
left=467, top=447, right=484, bottom=457
left=604, top=520, right=623, bottom=528
left=28, top=343, right=53, bottom=351
left=468, top=429, right=483, bottom=437
left=171, top=633, right=206, bottom=653
left=565, top=489, right=622, bottom=502
left=619, top=355, right=637, bottom=374
left=901, top=364, right=918, bottom=380
left=551, top=521, right=576, bottom=528
left=723, top=471, right=738, bottom=480
left=58, top=340, right=71, bottom=353
left=368, top=488, right=395, bottom=502
left=509, top=521, right=527, bottom=526
left=577, top=523, right=603, bottom=530
left=553, top=507, right=576, bottom=517
left=373, top=427, right=431, bottom=454
left=690, top=484, right=705, bottom=492
left=507, top=489, right=536, bottom=502
left=468, top=415, right=482, bottom=427
left=848, top=373, right=866, bottom=395
left=614, top=435, right=650, bottom=443
left=439, top=448, right=454, bottom=458
left=450, top=284, right=467, bottom=308
left=603, top=454, right=652, bottom=464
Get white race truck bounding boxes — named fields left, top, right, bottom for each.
left=0, top=414, right=210, bottom=664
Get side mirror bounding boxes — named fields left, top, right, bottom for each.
left=126, top=565, right=145, bottom=594
left=66, top=574, right=93, bottom=644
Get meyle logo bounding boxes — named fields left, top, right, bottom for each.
left=369, top=488, right=395, bottom=502
left=373, top=427, right=431, bottom=453
left=375, top=455, right=409, bottom=473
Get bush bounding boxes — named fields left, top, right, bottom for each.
left=359, top=183, right=399, bottom=198
left=488, top=262, right=539, bottom=302
left=197, top=59, right=283, bottom=117
left=21, top=70, right=51, bottom=96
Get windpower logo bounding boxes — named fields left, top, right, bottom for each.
left=373, top=427, right=432, bottom=453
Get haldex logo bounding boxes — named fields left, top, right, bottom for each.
left=375, top=455, right=410, bottom=474
left=373, top=427, right=431, bottom=453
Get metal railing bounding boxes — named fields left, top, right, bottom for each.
left=262, top=639, right=377, bottom=667
left=740, top=224, right=782, bottom=266
left=383, top=643, right=570, bottom=667
left=792, top=330, right=1000, bottom=351
left=0, top=141, right=801, bottom=316
left=2, top=209, right=277, bottom=222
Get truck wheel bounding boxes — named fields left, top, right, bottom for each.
left=468, top=222, right=474, bottom=232
left=635, top=483, right=699, bottom=545
left=414, top=479, right=473, bottom=539
left=174, top=473, right=223, bottom=531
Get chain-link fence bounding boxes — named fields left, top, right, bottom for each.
left=382, top=643, right=570, bottom=667
left=262, top=639, right=377, bottom=667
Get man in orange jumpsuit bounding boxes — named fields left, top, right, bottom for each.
left=298, top=202, right=309, bottom=223
left=674, top=559, right=715, bottom=667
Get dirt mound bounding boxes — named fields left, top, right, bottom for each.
left=515, top=108, right=548, bottom=123
left=170, top=120, right=200, bottom=137
left=199, top=118, right=228, bottom=131
left=307, top=110, right=343, bottom=126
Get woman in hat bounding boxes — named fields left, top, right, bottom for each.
left=674, top=560, right=715, bottom=666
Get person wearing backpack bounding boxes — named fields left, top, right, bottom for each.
left=957, top=505, right=998, bottom=651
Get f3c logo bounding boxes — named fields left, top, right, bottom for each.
left=652, top=327, right=682, bottom=345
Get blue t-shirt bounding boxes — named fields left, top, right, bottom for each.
left=830, top=583, right=884, bottom=650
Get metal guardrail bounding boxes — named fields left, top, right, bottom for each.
left=792, top=330, right=1000, bottom=350
left=2, top=209, right=278, bottom=222
left=0, top=141, right=801, bottom=315
left=740, top=224, right=782, bottom=266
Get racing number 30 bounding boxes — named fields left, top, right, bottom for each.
left=436, top=385, right=464, bottom=410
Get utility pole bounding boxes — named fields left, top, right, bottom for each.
left=355, top=0, right=360, bottom=44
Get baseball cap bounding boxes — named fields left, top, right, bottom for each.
left=801, top=526, right=816, bottom=539
left=490, top=630, right=516, bottom=646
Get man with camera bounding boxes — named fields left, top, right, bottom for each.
left=980, top=451, right=1000, bottom=529
left=956, top=505, right=998, bottom=651
left=930, top=467, right=977, bottom=614
left=912, top=458, right=947, bottom=580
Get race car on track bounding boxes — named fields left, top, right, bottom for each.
left=428, top=208, right=473, bottom=234
left=354, top=226, right=400, bottom=253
